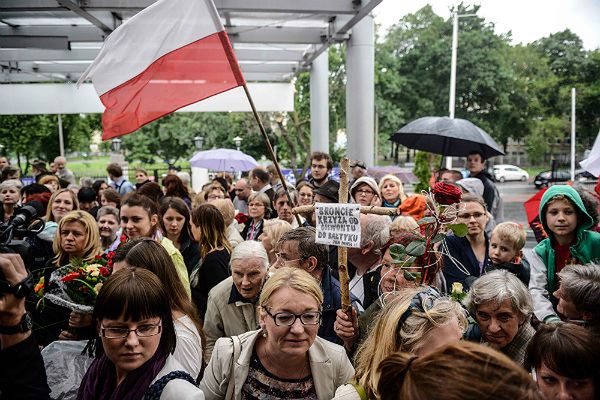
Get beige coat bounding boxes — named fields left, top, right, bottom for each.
left=203, top=277, right=258, bottom=361
left=199, top=330, right=355, bottom=400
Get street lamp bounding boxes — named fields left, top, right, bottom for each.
left=194, top=135, right=204, bottom=151
left=111, top=138, right=122, bottom=153
left=233, top=136, right=242, bottom=151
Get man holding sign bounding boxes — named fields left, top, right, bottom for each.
left=274, top=227, right=357, bottom=345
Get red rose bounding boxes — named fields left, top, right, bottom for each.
left=61, top=272, right=81, bottom=282
left=107, top=251, right=115, bottom=260
left=95, top=255, right=103, bottom=259
left=99, top=267, right=111, bottom=277
left=120, top=234, right=128, bottom=243
left=432, top=182, right=462, bottom=205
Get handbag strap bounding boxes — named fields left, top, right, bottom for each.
left=225, top=335, right=241, bottom=400
left=143, top=370, right=197, bottom=400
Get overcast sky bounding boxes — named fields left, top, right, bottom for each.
left=373, top=0, right=600, bottom=50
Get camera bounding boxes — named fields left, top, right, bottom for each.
left=0, top=204, right=45, bottom=294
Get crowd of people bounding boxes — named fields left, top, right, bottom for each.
left=0, top=150, right=598, bottom=400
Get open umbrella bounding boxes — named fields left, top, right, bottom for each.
left=579, top=129, right=600, bottom=177
left=391, top=116, right=504, bottom=159
left=189, top=148, right=258, bottom=172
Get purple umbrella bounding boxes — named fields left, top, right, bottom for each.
left=189, top=148, right=258, bottom=172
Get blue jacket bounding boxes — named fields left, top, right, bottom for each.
left=442, top=233, right=490, bottom=292
left=319, top=266, right=358, bottom=345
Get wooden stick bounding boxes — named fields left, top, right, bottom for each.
left=338, top=158, right=351, bottom=313
left=241, top=84, right=301, bottom=226
left=293, top=204, right=402, bottom=216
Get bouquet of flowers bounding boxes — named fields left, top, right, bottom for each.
left=388, top=182, right=467, bottom=286
left=44, top=254, right=113, bottom=314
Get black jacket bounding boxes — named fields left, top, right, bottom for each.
left=442, top=234, right=490, bottom=292
left=0, top=334, right=51, bottom=399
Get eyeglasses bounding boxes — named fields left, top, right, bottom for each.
left=101, top=323, right=162, bottom=339
left=274, top=252, right=305, bottom=265
left=399, top=287, right=441, bottom=326
left=458, top=212, right=485, bottom=220
left=264, top=308, right=322, bottom=326
left=356, top=189, right=375, bottom=196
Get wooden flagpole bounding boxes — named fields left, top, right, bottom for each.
left=241, top=84, right=301, bottom=226
left=338, top=158, right=351, bottom=313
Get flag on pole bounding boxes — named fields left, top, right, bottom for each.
left=78, top=0, right=245, bottom=140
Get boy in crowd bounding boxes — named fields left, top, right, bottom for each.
left=486, top=222, right=529, bottom=285
left=528, top=185, right=600, bottom=324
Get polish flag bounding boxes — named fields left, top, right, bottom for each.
left=78, top=0, right=245, bottom=140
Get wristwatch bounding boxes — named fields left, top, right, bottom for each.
left=0, top=313, right=33, bottom=335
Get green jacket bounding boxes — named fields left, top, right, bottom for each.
left=534, top=185, right=600, bottom=295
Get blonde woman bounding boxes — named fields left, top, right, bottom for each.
left=333, top=287, right=467, bottom=399
left=259, top=219, right=293, bottom=266
left=33, top=210, right=103, bottom=345
left=378, top=174, right=427, bottom=221
left=200, top=267, right=354, bottom=399
left=212, top=198, right=244, bottom=248
left=38, top=188, right=79, bottom=243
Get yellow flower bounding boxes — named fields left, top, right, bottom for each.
left=86, top=265, right=100, bottom=276
left=451, top=282, right=464, bottom=294
left=94, top=283, right=103, bottom=294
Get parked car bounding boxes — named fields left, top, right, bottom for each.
left=492, top=165, right=529, bottom=183
left=534, top=170, right=571, bottom=188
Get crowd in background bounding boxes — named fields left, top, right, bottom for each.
left=0, top=150, right=598, bottom=400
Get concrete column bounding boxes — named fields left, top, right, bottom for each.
left=310, top=49, right=329, bottom=153
left=346, top=15, right=375, bottom=166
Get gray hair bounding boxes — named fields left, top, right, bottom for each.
left=230, top=240, right=269, bottom=270
left=177, top=171, right=191, bottom=186
left=0, top=179, right=23, bottom=191
left=558, top=264, right=600, bottom=318
left=248, top=192, right=272, bottom=214
left=96, top=206, right=120, bottom=223
left=360, top=214, right=391, bottom=255
left=79, top=177, right=94, bottom=188
left=277, top=227, right=328, bottom=270
left=274, top=188, right=298, bottom=206
left=465, top=269, right=533, bottom=321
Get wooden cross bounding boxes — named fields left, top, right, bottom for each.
left=292, top=157, right=401, bottom=312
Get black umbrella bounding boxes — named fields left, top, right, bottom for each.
left=391, top=116, right=504, bottom=159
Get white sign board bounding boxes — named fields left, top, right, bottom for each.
left=315, top=203, right=361, bottom=248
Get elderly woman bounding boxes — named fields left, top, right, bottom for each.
left=241, top=192, right=271, bottom=241
left=525, top=323, right=599, bottom=400
left=443, top=193, right=490, bottom=291
left=96, top=205, right=120, bottom=252
left=0, top=179, right=22, bottom=223
left=350, top=176, right=381, bottom=207
left=553, top=263, right=600, bottom=334
left=333, top=287, right=467, bottom=399
left=112, top=239, right=205, bottom=380
left=260, top=219, right=293, bottom=266
left=200, top=267, right=354, bottom=399
left=203, top=241, right=269, bottom=361
left=78, top=268, right=204, bottom=399
left=465, top=269, right=535, bottom=366
left=212, top=198, right=244, bottom=248
left=378, top=174, right=427, bottom=221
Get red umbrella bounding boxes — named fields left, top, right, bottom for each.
left=524, top=187, right=548, bottom=224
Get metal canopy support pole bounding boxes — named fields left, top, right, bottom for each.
left=310, top=49, right=329, bottom=153
left=57, top=113, right=65, bottom=157
left=571, top=87, right=576, bottom=181
left=446, top=12, right=459, bottom=170
left=346, top=14, right=374, bottom=166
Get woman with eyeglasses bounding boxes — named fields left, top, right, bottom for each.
left=350, top=177, right=381, bottom=207
left=296, top=181, right=315, bottom=206
left=241, top=192, right=271, bottom=241
left=333, top=287, right=467, bottom=400
left=112, top=239, right=205, bottom=381
left=200, top=267, right=354, bottom=400
left=78, top=268, right=204, bottom=399
left=442, top=193, right=491, bottom=292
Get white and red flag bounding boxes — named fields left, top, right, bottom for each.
left=78, top=0, right=245, bottom=140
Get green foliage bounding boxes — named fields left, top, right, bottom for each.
left=448, top=223, right=468, bottom=237
left=413, top=151, right=434, bottom=192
